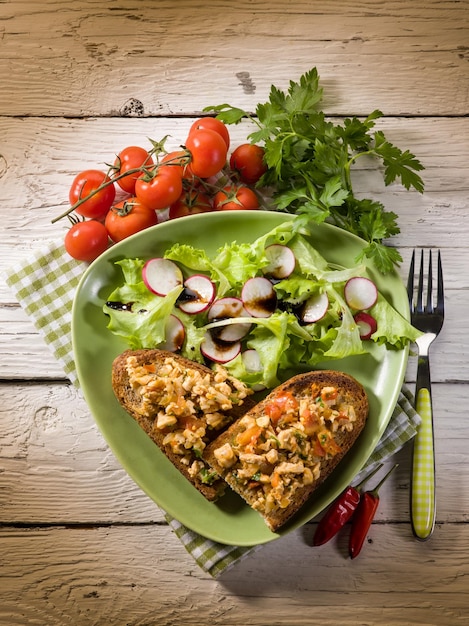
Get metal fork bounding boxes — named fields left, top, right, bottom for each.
left=407, top=249, right=444, bottom=541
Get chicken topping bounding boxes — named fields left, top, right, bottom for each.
left=215, top=383, right=357, bottom=515
left=125, top=355, right=252, bottom=476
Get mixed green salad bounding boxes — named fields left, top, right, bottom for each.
left=103, top=220, right=421, bottom=390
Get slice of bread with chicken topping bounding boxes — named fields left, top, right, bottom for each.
left=203, top=370, right=368, bottom=531
left=111, top=349, right=255, bottom=501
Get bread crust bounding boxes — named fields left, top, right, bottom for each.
left=111, top=349, right=255, bottom=501
left=203, top=370, right=368, bottom=531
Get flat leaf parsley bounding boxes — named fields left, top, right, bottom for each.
left=205, top=67, right=424, bottom=274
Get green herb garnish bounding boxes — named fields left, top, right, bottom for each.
left=199, top=468, right=219, bottom=485
left=205, top=67, right=424, bottom=274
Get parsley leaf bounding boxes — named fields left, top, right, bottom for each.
left=373, top=131, right=425, bottom=192
left=204, top=68, right=424, bottom=273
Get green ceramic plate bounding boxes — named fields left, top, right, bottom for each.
left=72, top=211, right=409, bottom=546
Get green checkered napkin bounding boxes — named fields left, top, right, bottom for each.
left=4, top=239, right=421, bottom=578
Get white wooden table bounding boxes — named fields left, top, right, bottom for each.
left=1, top=1, right=468, bottom=624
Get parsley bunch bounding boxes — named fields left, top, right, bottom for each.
left=205, top=67, right=424, bottom=274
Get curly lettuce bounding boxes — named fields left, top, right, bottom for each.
left=103, top=221, right=422, bottom=389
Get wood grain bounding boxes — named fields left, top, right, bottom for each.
left=0, top=116, right=466, bottom=282
left=0, top=383, right=467, bottom=523
left=1, top=269, right=466, bottom=383
left=0, top=1, right=467, bottom=116
left=1, top=0, right=468, bottom=623
left=2, top=525, right=468, bottom=625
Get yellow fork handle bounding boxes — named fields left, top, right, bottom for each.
left=411, top=386, right=436, bottom=540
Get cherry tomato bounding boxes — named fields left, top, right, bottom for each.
left=265, top=392, right=299, bottom=425
left=114, top=146, right=154, bottom=194
left=105, top=198, right=158, bottom=242
left=185, top=129, right=228, bottom=178
left=169, top=189, right=213, bottom=219
left=213, top=184, right=260, bottom=211
left=64, top=219, right=109, bottom=262
left=135, top=166, right=183, bottom=210
left=181, top=161, right=202, bottom=186
left=161, top=150, right=191, bottom=177
left=230, top=143, right=268, bottom=184
left=317, top=430, right=342, bottom=456
left=189, top=118, right=230, bottom=150
left=69, top=169, right=116, bottom=220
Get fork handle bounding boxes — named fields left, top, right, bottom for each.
left=411, top=355, right=436, bottom=540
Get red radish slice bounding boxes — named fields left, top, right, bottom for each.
left=200, top=331, right=241, bottom=364
left=142, top=258, right=183, bottom=296
left=208, top=296, right=245, bottom=320
left=241, top=276, right=277, bottom=318
left=211, top=321, right=251, bottom=343
left=208, top=297, right=252, bottom=341
left=242, top=348, right=263, bottom=372
left=178, top=274, right=215, bottom=315
left=354, top=312, right=378, bottom=340
left=158, top=314, right=185, bottom=351
left=263, top=244, right=296, bottom=279
left=301, top=292, right=329, bottom=323
left=344, top=277, right=378, bottom=310
left=242, top=349, right=266, bottom=390
left=218, top=324, right=251, bottom=342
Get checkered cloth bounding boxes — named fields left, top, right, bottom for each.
left=4, top=239, right=421, bottom=578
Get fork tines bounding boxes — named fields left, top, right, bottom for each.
left=407, top=249, right=444, bottom=316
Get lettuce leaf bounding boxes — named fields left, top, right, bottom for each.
left=370, top=296, right=423, bottom=349
left=103, top=259, right=182, bottom=349
left=103, top=221, right=422, bottom=389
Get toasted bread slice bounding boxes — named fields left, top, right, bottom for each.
left=203, top=370, right=368, bottom=531
left=111, top=349, right=255, bottom=501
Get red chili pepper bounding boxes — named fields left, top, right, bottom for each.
left=349, top=463, right=398, bottom=559
left=313, top=464, right=384, bottom=546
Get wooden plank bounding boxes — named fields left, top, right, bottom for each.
left=1, top=0, right=467, bottom=621
left=0, top=382, right=466, bottom=523
left=0, top=115, right=466, bottom=207
left=0, top=1, right=467, bottom=116
left=0, top=381, right=164, bottom=522
left=0, top=275, right=466, bottom=382
left=0, top=115, right=466, bottom=265
left=1, top=114, right=466, bottom=378
left=1, top=524, right=468, bottom=625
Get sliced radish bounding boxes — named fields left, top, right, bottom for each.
left=214, top=321, right=251, bottom=342
left=208, top=297, right=252, bottom=341
left=344, top=276, right=378, bottom=310
left=242, top=349, right=266, bottom=390
left=177, top=274, right=215, bottom=315
left=208, top=296, right=245, bottom=320
left=242, top=348, right=263, bottom=372
left=241, top=276, right=277, bottom=318
left=200, top=331, right=241, bottom=364
left=354, top=312, right=378, bottom=340
left=158, top=314, right=185, bottom=352
left=142, top=258, right=183, bottom=296
left=301, top=292, right=329, bottom=323
left=263, top=244, right=296, bottom=279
